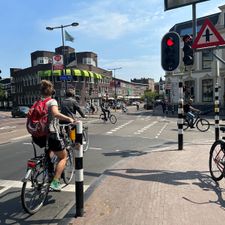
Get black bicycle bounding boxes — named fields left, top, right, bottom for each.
left=21, top=124, right=75, bottom=214
left=99, top=112, right=117, bottom=124
left=209, top=127, right=225, bottom=182
left=183, top=111, right=210, bottom=132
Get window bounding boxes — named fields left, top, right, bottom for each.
left=202, top=50, right=213, bottom=69
left=82, top=57, right=96, bottom=66
left=202, top=79, right=213, bottom=102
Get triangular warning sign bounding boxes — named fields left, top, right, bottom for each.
left=192, top=18, right=225, bottom=49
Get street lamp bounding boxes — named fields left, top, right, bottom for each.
left=107, top=67, right=122, bottom=100
left=46, top=22, right=79, bottom=90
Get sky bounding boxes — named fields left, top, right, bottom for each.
left=0, top=0, right=224, bottom=82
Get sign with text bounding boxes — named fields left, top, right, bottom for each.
left=164, top=0, right=209, bottom=11
left=52, top=54, right=64, bottom=70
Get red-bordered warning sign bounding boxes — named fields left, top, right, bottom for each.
left=192, top=18, right=225, bottom=49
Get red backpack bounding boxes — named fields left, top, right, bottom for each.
left=26, top=98, right=51, bottom=137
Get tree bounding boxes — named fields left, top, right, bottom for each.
left=143, top=90, right=158, bottom=103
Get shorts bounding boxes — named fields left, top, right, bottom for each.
left=32, top=133, right=65, bottom=152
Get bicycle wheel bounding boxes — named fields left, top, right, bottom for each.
left=62, top=148, right=74, bottom=185
left=21, top=164, right=50, bottom=214
left=183, top=119, right=189, bottom=131
left=109, top=114, right=117, bottom=124
left=196, top=119, right=210, bottom=132
left=209, top=140, right=225, bottom=181
left=83, top=127, right=89, bottom=152
left=99, top=114, right=105, bottom=120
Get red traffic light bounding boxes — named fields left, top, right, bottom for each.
left=166, top=38, right=174, bottom=47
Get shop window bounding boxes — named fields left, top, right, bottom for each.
left=202, top=79, right=213, bottom=102
left=202, top=50, right=213, bottom=69
left=184, top=80, right=195, bottom=101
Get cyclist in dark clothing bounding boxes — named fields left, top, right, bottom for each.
left=100, top=98, right=110, bottom=121
left=61, top=89, right=86, bottom=119
left=184, top=98, right=200, bottom=128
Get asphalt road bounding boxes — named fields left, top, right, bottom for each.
left=0, top=109, right=216, bottom=225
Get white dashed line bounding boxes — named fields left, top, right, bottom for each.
left=106, top=120, right=134, bottom=135
left=155, top=123, right=168, bottom=139
left=134, top=121, right=158, bottom=135
left=0, top=179, right=89, bottom=194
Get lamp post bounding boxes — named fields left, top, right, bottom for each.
left=108, top=67, right=122, bottom=100
left=46, top=22, right=79, bottom=90
left=108, top=67, right=122, bottom=112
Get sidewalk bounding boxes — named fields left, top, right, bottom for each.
left=68, top=140, right=225, bottom=225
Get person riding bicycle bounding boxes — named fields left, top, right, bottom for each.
left=100, top=98, right=110, bottom=121
left=184, top=98, right=201, bottom=128
left=32, top=80, right=76, bottom=191
left=61, top=88, right=86, bottom=119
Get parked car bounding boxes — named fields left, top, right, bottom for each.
left=11, top=106, right=29, bottom=118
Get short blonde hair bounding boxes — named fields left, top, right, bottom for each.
left=40, top=80, right=54, bottom=96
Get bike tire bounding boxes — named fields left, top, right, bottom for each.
left=183, top=119, right=189, bottom=131
left=109, top=114, right=117, bottom=124
left=99, top=113, right=107, bottom=122
left=209, top=140, right=225, bottom=181
left=62, top=148, right=74, bottom=185
left=196, top=119, right=210, bottom=132
left=83, top=128, right=89, bottom=152
left=21, top=166, right=50, bottom=214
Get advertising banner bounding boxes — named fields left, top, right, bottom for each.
left=52, top=55, right=64, bottom=70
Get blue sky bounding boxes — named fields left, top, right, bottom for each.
left=0, top=0, right=224, bottom=82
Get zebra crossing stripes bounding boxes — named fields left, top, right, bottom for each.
left=134, top=121, right=158, bottom=135
left=0, top=179, right=89, bottom=194
left=106, top=120, right=134, bottom=135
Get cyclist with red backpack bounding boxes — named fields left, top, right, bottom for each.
left=27, top=80, right=75, bottom=191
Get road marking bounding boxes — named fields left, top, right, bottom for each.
left=155, top=123, right=169, bottom=139
left=0, top=126, right=16, bottom=130
left=0, top=179, right=89, bottom=194
left=134, top=121, right=158, bottom=135
left=106, top=120, right=134, bottom=135
left=10, top=134, right=30, bottom=141
left=89, top=147, right=102, bottom=150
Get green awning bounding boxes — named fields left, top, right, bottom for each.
left=52, top=70, right=61, bottom=76
left=93, top=73, right=99, bottom=79
left=81, top=70, right=89, bottom=77
left=73, top=69, right=82, bottom=76
left=38, top=70, right=51, bottom=77
left=93, top=73, right=103, bottom=79
left=66, top=69, right=71, bottom=75
left=88, top=71, right=94, bottom=78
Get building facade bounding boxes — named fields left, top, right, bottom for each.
left=165, top=4, right=225, bottom=109
left=10, top=46, right=112, bottom=107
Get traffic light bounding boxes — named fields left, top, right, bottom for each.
left=161, top=32, right=180, bottom=71
left=182, top=34, right=194, bottom=66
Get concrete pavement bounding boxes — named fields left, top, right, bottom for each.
left=68, top=139, right=225, bottom=225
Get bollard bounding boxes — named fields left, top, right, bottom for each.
left=215, top=83, right=220, bottom=141
left=178, top=82, right=183, bottom=150
left=75, top=120, right=84, bottom=217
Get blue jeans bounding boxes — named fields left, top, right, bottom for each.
left=186, top=112, right=195, bottom=126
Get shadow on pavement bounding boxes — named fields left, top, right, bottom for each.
left=0, top=188, right=62, bottom=225
left=102, top=150, right=147, bottom=158
left=103, top=167, right=225, bottom=209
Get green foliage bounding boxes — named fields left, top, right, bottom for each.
left=144, top=90, right=158, bottom=103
